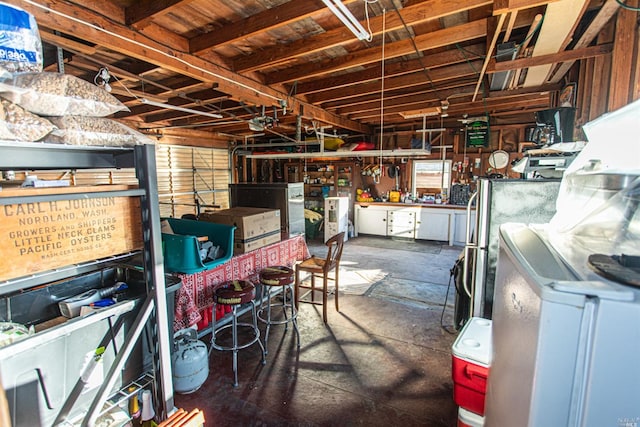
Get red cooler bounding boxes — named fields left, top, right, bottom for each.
left=451, top=317, right=492, bottom=415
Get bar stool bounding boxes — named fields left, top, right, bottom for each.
left=258, top=266, right=300, bottom=353
left=209, top=279, right=266, bottom=387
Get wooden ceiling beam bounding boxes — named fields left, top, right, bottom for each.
left=190, top=0, right=332, bottom=53
left=294, top=43, right=485, bottom=95
left=487, top=43, right=613, bottom=72
left=39, top=30, right=97, bottom=55
left=135, top=22, right=191, bottom=53
left=487, top=82, right=560, bottom=97
left=66, top=0, right=125, bottom=24
left=549, top=0, right=620, bottom=83
left=267, top=20, right=487, bottom=85
left=125, top=0, right=192, bottom=27
left=608, top=0, right=637, bottom=110
left=493, top=0, right=560, bottom=15
left=306, top=61, right=482, bottom=104
left=6, top=0, right=369, bottom=133
left=472, top=13, right=507, bottom=101
left=233, top=0, right=492, bottom=73
left=502, top=10, right=518, bottom=41
left=349, top=93, right=483, bottom=120
left=336, top=85, right=477, bottom=116
left=446, top=93, right=551, bottom=115
left=322, top=78, right=479, bottom=112
left=265, top=8, right=540, bottom=86
left=522, top=0, right=590, bottom=87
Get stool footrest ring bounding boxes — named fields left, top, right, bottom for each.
left=257, top=303, right=298, bottom=325
left=210, top=322, right=261, bottom=352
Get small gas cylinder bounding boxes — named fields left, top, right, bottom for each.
left=171, top=328, right=209, bottom=394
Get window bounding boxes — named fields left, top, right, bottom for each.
left=156, top=145, right=230, bottom=218
left=412, top=160, right=452, bottom=196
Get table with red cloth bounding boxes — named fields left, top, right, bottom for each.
left=173, top=234, right=310, bottom=330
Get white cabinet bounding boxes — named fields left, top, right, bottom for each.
left=415, top=210, right=450, bottom=241
left=387, top=209, right=417, bottom=238
left=355, top=205, right=388, bottom=236
left=355, top=203, right=475, bottom=245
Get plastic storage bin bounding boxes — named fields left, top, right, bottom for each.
left=452, top=317, right=492, bottom=416
left=305, top=218, right=322, bottom=240
left=162, top=218, right=235, bottom=274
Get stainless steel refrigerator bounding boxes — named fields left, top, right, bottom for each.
left=460, top=178, right=561, bottom=321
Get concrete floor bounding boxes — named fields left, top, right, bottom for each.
left=174, top=235, right=462, bottom=426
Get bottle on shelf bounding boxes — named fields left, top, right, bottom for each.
left=140, top=389, right=157, bottom=427
left=128, top=386, right=141, bottom=425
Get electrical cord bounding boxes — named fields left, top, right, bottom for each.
left=440, top=263, right=458, bottom=335
left=388, top=0, right=437, bottom=91
left=616, top=0, right=640, bottom=11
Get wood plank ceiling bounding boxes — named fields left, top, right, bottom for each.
left=8, top=0, right=619, bottom=144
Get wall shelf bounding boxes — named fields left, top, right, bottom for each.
left=0, top=142, right=173, bottom=426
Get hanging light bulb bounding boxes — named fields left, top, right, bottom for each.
left=94, top=67, right=112, bottom=92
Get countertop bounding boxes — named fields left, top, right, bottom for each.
left=356, top=202, right=473, bottom=210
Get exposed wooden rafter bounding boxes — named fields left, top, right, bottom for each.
left=522, top=0, right=590, bottom=87
left=0, top=0, right=627, bottom=139
left=5, top=0, right=370, bottom=134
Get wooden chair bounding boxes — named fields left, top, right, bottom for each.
left=294, top=232, right=345, bottom=323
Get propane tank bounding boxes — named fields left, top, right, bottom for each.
left=171, top=328, right=209, bottom=394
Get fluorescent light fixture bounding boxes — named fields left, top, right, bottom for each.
left=140, top=98, right=223, bottom=119
left=322, top=0, right=370, bottom=41
left=244, top=148, right=437, bottom=159
left=399, top=107, right=442, bottom=119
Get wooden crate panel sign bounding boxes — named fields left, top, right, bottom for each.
left=0, top=195, right=143, bottom=281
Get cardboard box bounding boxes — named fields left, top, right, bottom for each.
left=233, top=229, right=281, bottom=255
left=0, top=185, right=142, bottom=281
left=200, top=207, right=280, bottom=240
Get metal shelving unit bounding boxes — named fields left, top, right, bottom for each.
left=0, top=141, right=173, bottom=426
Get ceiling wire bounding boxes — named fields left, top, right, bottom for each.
left=615, top=0, right=640, bottom=11
left=387, top=0, right=437, bottom=91
left=363, top=0, right=380, bottom=43
left=378, top=7, right=386, bottom=179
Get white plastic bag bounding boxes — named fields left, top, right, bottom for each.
left=45, top=115, right=154, bottom=146
left=0, top=96, right=55, bottom=141
left=1, top=72, right=130, bottom=117
left=0, top=3, right=43, bottom=72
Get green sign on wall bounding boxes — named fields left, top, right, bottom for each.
left=466, top=117, right=490, bottom=147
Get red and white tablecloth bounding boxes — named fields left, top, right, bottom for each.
left=173, top=235, right=309, bottom=330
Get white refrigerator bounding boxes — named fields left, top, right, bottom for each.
left=485, top=222, right=640, bottom=426
left=324, top=197, right=349, bottom=243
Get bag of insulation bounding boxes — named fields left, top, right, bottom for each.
left=0, top=72, right=130, bottom=117
left=0, top=3, right=43, bottom=72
